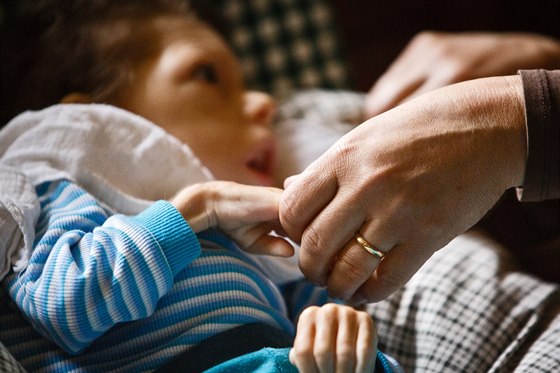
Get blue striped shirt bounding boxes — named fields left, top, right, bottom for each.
left=0, top=180, right=329, bottom=372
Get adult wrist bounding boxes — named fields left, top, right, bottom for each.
left=500, top=75, right=527, bottom=188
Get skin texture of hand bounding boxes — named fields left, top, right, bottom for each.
left=171, top=181, right=294, bottom=257
left=365, top=31, right=560, bottom=118
left=290, top=304, right=377, bottom=373
left=280, top=75, right=526, bottom=304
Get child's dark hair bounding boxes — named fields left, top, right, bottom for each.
left=1, top=0, right=228, bottom=126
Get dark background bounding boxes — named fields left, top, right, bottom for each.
left=331, top=0, right=560, bottom=91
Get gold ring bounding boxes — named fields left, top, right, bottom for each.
left=354, top=233, right=385, bottom=260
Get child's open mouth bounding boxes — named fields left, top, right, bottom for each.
left=245, top=138, right=276, bottom=186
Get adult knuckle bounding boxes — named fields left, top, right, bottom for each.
left=337, top=252, right=371, bottom=282
left=278, top=190, right=295, bottom=216
left=328, top=256, right=368, bottom=300
left=377, top=266, right=407, bottom=290
left=302, top=224, right=326, bottom=252
left=279, top=194, right=299, bottom=229
left=299, top=226, right=330, bottom=280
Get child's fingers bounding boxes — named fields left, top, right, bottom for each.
left=229, top=223, right=294, bottom=256
left=243, top=235, right=295, bottom=257
left=289, top=347, right=319, bottom=373
left=313, top=305, right=336, bottom=372
left=355, top=312, right=377, bottom=373
left=212, top=182, right=283, bottom=229
left=291, top=307, right=320, bottom=373
left=335, top=307, right=358, bottom=373
left=293, top=305, right=378, bottom=373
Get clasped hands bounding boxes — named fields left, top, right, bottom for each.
left=172, top=77, right=527, bottom=307
left=170, top=72, right=526, bottom=373
left=173, top=30, right=556, bottom=307
left=171, top=181, right=378, bottom=372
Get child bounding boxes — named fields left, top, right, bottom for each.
left=0, top=1, right=401, bottom=372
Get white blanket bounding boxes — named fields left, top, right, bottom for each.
left=0, top=104, right=215, bottom=280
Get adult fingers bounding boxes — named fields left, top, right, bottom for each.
left=392, top=62, right=467, bottom=105
left=294, top=173, right=411, bottom=296
left=364, top=74, right=425, bottom=118
left=295, top=188, right=371, bottom=286
left=279, top=163, right=338, bottom=243
left=325, top=235, right=387, bottom=301
left=282, top=121, right=391, bottom=285
left=364, top=35, right=433, bottom=118
left=351, top=243, right=430, bottom=304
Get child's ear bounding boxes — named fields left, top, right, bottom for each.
left=60, top=92, right=93, bottom=104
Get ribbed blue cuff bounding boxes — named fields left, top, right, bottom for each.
left=132, top=200, right=201, bottom=276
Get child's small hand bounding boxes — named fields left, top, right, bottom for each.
left=171, top=181, right=294, bottom=257
left=290, top=304, right=377, bottom=373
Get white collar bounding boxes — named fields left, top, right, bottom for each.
left=0, top=104, right=214, bottom=214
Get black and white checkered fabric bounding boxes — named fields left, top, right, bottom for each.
left=366, top=231, right=560, bottom=373
left=207, top=0, right=351, bottom=98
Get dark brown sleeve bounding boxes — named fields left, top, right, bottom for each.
left=518, top=69, right=560, bottom=201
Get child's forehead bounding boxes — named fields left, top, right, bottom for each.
left=151, top=15, right=225, bottom=44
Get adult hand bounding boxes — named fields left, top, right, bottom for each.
left=280, top=75, right=527, bottom=303
left=171, top=181, right=293, bottom=257
left=365, top=31, right=560, bottom=117
left=290, top=304, right=377, bottom=373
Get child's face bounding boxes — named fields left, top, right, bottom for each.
left=114, top=17, right=277, bottom=186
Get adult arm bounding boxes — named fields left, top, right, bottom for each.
left=280, top=74, right=531, bottom=303
left=365, top=32, right=560, bottom=118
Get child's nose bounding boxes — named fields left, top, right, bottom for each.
left=243, top=91, right=276, bottom=127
